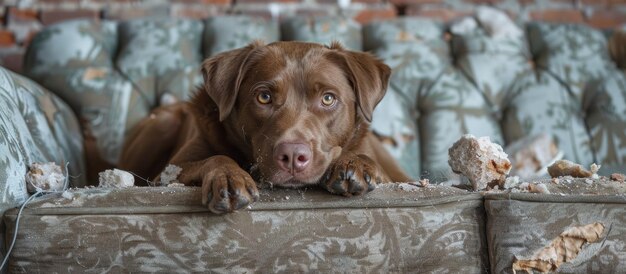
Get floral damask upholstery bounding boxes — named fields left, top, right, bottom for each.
left=4, top=186, right=488, bottom=272
left=23, top=16, right=626, bottom=180
left=485, top=179, right=626, bottom=273
left=0, top=12, right=624, bottom=273
left=365, top=19, right=626, bottom=179
left=0, top=67, right=85, bottom=219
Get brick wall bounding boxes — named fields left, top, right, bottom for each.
left=1, top=0, right=626, bottom=73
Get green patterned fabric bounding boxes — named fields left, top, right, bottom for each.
left=281, top=16, right=362, bottom=51
left=527, top=23, right=612, bottom=98
left=364, top=19, right=626, bottom=180
left=203, top=16, right=280, bottom=56
left=23, top=20, right=142, bottom=164
left=2, top=13, right=626, bottom=274
left=116, top=19, right=204, bottom=103
left=585, top=70, right=626, bottom=164
left=24, top=17, right=279, bottom=164
left=485, top=178, right=626, bottom=274
left=4, top=186, right=487, bottom=273
left=363, top=19, right=449, bottom=180
left=21, top=15, right=626, bottom=179
left=0, top=67, right=85, bottom=215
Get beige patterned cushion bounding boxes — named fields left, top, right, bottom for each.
left=3, top=185, right=487, bottom=272
left=485, top=178, right=626, bottom=273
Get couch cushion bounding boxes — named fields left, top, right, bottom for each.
left=281, top=16, right=362, bottom=51
left=363, top=18, right=449, bottom=180
left=0, top=67, right=85, bottom=213
left=364, top=17, right=626, bottom=179
left=485, top=178, right=626, bottom=273
left=0, top=66, right=85, bottom=258
left=3, top=185, right=487, bottom=272
left=23, top=15, right=626, bottom=180
left=23, top=16, right=363, bottom=167
left=23, top=20, right=143, bottom=164
left=203, top=16, right=280, bottom=56
left=23, top=17, right=281, bottom=164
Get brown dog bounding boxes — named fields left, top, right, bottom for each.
left=118, top=41, right=411, bottom=214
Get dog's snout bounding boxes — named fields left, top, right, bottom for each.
left=274, top=143, right=312, bottom=173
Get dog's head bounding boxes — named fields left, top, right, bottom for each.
left=199, top=41, right=390, bottom=187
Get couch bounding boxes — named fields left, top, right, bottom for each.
left=1, top=11, right=625, bottom=273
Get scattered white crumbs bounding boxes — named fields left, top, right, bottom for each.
left=61, top=191, right=74, bottom=200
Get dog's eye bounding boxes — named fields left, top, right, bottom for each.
left=257, top=92, right=272, bottom=104
left=321, top=93, right=336, bottom=106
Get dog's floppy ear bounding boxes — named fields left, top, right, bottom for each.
left=326, top=41, right=391, bottom=122
left=201, top=41, right=263, bottom=121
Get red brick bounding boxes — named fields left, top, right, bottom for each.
left=295, top=8, right=334, bottom=18
left=586, top=10, right=626, bottom=29
left=37, top=0, right=80, bottom=3
left=518, top=0, right=537, bottom=6
left=236, top=0, right=297, bottom=3
left=462, top=0, right=502, bottom=4
left=103, top=6, right=168, bottom=20
left=388, top=0, right=443, bottom=4
left=7, top=7, right=39, bottom=22
left=317, top=0, right=384, bottom=3
left=232, top=8, right=273, bottom=20
left=352, top=6, right=397, bottom=24
left=0, top=31, right=16, bottom=47
left=582, top=0, right=607, bottom=4
left=171, top=0, right=232, bottom=4
left=548, top=0, right=576, bottom=4
left=86, top=0, right=143, bottom=4
left=40, top=10, right=100, bottom=25
left=405, top=5, right=471, bottom=21
left=0, top=50, right=25, bottom=73
left=6, top=8, right=41, bottom=46
left=22, top=30, right=40, bottom=48
left=170, top=4, right=226, bottom=19
left=529, top=9, right=584, bottom=23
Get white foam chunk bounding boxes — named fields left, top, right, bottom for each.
left=25, top=162, right=66, bottom=193
left=448, top=134, right=512, bottom=190
left=99, top=169, right=135, bottom=188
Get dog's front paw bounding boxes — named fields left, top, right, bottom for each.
left=322, top=154, right=383, bottom=196
left=202, top=166, right=259, bottom=214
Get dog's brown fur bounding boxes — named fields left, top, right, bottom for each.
left=118, top=41, right=411, bottom=214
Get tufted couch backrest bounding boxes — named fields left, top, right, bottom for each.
left=23, top=15, right=626, bottom=180
left=366, top=18, right=626, bottom=179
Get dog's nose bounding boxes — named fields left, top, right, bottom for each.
left=274, top=143, right=312, bottom=173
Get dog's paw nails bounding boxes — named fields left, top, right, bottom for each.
left=363, top=172, right=377, bottom=191
left=331, top=180, right=346, bottom=193
left=202, top=168, right=259, bottom=214
left=324, top=154, right=382, bottom=196
left=348, top=179, right=364, bottom=193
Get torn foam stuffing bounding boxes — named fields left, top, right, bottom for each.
left=505, top=133, right=561, bottom=180
left=512, top=222, right=605, bottom=274
left=611, top=173, right=625, bottom=182
left=475, top=6, right=523, bottom=39
left=158, top=164, right=183, bottom=186
left=547, top=160, right=600, bottom=178
left=98, top=169, right=134, bottom=188
left=513, top=182, right=550, bottom=194
left=25, top=162, right=66, bottom=194
left=448, top=134, right=512, bottom=190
